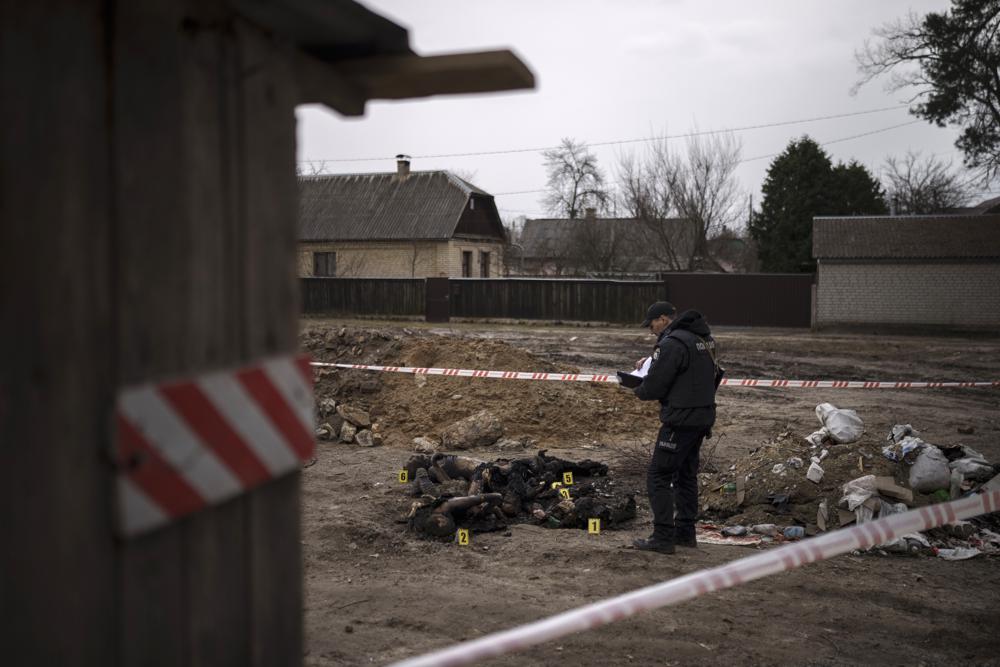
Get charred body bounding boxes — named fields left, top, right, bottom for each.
left=404, top=451, right=636, bottom=539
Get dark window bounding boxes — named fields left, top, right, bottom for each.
left=461, top=251, right=472, bottom=277
left=313, top=251, right=336, bottom=277
left=479, top=251, right=490, bottom=277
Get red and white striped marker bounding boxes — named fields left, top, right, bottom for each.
left=311, top=361, right=1000, bottom=389
left=114, top=355, right=315, bottom=537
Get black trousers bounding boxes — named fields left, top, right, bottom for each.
left=647, top=424, right=707, bottom=542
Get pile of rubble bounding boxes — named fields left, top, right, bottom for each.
left=401, top=451, right=637, bottom=540
left=702, top=403, right=1000, bottom=558
left=314, top=397, right=383, bottom=447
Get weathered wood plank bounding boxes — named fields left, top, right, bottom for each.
left=0, top=1, right=116, bottom=664
left=238, top=19, right=305, bottom=666
left=113, top=0, right=250, bottom=663
left=339, top=50, right=534, bottom=100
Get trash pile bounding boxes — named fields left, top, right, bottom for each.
left=701, top=403, right=1000, bottom=558
left=402, top=451, right=637, bottom=540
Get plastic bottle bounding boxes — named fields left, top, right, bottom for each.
left=783, top=525, right=805, bottom=539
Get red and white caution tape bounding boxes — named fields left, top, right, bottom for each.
left=311, top=362, right=999, bottom=389
left=389, top=489, right=1000, bottom=667
left=114, top=355, right=315, bottom=537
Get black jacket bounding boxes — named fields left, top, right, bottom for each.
left=634, top=310, right=717, bottom=429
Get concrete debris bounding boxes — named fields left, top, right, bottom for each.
left=817, top=500, right=829, bottom=531
left=315, top=423, right=335, bottom=441
left=317, top=397, right=337, bottom=417
left=337, top=404, right=371, bottom=428
left=873, top=476, right=913, bottom=503
left=494, top=436, right=533, bottom=451
left=354, top=429, right=376, bottom=447
left=439, top=410, right=503, bottom=450
left=413, top=436, right=439, bottom=454
left=805, top=429, right=827, bottom=447
left=340, top=421, right=357, bottom=443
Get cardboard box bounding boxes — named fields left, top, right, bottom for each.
left=874, top=476, right=913, bottom=503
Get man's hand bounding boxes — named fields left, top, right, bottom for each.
left=634, top=356, right=648, bottom=371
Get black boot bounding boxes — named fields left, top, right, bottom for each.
left=632, top=537, right=676, bottom=554
left=675, top=527, right=697, bottom=548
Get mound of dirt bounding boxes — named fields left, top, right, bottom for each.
left=301, top=323, right=657, bottom=451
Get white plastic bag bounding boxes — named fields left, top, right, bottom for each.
left=841, top=474, right=877, bottom=511
left=950, top=456, right=995, bottom=482
left=815, top=403, right=864, bottom=444
left=909, top=445, right=951, bottom=493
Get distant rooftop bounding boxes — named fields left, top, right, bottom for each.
left=813, top=213, right=1000, bottom=259
left=298, top=170, right=496, bottom=241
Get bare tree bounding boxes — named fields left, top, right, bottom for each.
left=882, top=151, right=974, bottom=214
left=541, top=138, right=611, bottom=219
left=565, top=214, right=630, bottom=276
left=854, top=3, right=1000, bottom=183
left=501, top=215, right=526, bottom=275
left=618, top=132, right=744, bottom=271
left=297, top=160, right=329, bottom=176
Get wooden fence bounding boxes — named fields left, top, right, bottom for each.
left=301, top=277, right=424, bottom=316
left=302, top=274, right=815, bottom=327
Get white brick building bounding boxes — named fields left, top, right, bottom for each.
left=813, top=208, right=1000, bottom=329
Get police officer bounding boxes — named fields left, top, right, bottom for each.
left=630, top=301, right=718, bottom=554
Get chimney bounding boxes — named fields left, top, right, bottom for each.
left=584, top=207, right=597, bottom=221
left=395, top=154, right=411, bottom=180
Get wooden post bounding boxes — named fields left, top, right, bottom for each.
left=2, top=1, right=304, bottom=664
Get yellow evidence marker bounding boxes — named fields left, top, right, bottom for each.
left=588, top=518, right=601, bottom=534
left=550, top=481, right=563, bottom=489
left=457, top=528, right=470, bottom=546
left=559, top=487, right=571, bottom=500
left=562, top=471, right=574, bottom=485
left=398, top=470, right=409, bottom=483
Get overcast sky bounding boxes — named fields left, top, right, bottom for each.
left=296, top=0, right=985, bottom=225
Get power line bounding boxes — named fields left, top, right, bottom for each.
left=491, top=119, right=925, bottom=198
left=738, top=119, right=923, bottom=164
left=298, top=104, right=909, bottom=164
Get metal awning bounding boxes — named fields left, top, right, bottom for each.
left=235, top=0, right=535, bottom=115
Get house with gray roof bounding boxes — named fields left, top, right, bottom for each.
left=813, top=206, right=1000, bottom=328
left=517, top=211, right=698, bottom=276
left=298, top=156, right=507, bottom=278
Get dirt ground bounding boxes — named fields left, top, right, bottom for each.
left=299, top=318, right=1000, bottom=666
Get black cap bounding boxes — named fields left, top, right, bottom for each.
left=640, top=301, right=676, bottom=327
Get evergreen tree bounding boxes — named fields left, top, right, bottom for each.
left=750, top=138, right=834, bottom=273
left=750, top=138, right=886, bottom=273
left=831, top=161, right=888, bottom=216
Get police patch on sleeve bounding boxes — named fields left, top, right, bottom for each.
left=652, top=348, right=660, bottom=361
